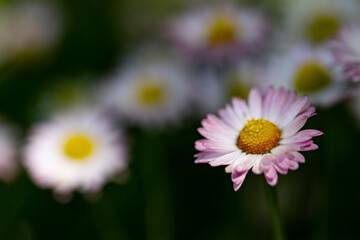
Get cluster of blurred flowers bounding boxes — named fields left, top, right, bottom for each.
left=0, top=0, right=359, bottom=202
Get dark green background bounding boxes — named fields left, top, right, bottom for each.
left=0, top=0, right=359, bottom=239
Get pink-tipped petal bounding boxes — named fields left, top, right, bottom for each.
left=232, top=171, right=249, bottom=191
left=209, top=151, right=240, bottom=167
left=264, top=167, right=278, bottom=186
left=282, top=115, right=309, bottom=138
left=279, top=96, right=308, bottom=128
left=262, top=86, right=275, bottom=120
left=248, top=88, right=263, bottom=119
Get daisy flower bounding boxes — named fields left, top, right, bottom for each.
left=101, top=52, right=192, bottom=128
left=0, top=123, right=18, bottom=183
left=23, top=109, right=127, bottom=196
left=332, top=26, right=360, bottom=82
left=195, top=87, right=322, bottom=190
left=0, top=0, right=63, bottom=64
left=282, top=0, right=360, bottom=45
left=169, top=4, right=268, bottom=64
left=257, top=44, right=346, bottom=108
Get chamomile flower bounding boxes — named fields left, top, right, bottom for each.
left=282, top=0, right=360, bottom=45
left=332, top=26, right=360, bottom=82
left=23, top=109, right=127, bottom=196
left=101, top=53, right=192, bottom=128
left=195, top=87, right=322, bottom=190
left=0, top=0, right=63, bottom=64
left=0, top=123, right=18, bottom=183
left=169, top=5, right=268, bottom=64
left=258, top=44, right=346, bottom=107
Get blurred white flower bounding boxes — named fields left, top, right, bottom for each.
left=281, top=0, right=360, bottom=45
left=225, top=62, right=260, bottom=100
left=0, top=0, right=63, bottom=64
left=332, top=26, right=360, bottom=82
left=23, top=109, right=127, bottom=197
left=0, top=122, right=18, bottom=183
left=169, top=4, right=268, bottom=64
left=101, top=51, right=193, bottom=128
left=257, top=44, right=347, bottom=108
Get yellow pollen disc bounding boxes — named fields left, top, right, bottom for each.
left=307, top=15, right=340, bottom=43
left=63, top=135, right=94, bottom=161
left=208, top=18, right=236, bottom=45
left=237, top=118, right=281, bottom=154
left=294, top=62, right=331, bottom=94
left=139, top=83, right=164, bottom=105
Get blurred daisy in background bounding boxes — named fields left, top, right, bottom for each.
left=257, top=44, right=347, bottom=108
left=23, top=109, right=127, bottom=200
left=332, top=26, right=360, bottom=82
left=169, top=4, right=268, bottom=64
left=0, top=122, right=18, bottom=183
left=0, top=0, right=63, bottom=65
left=282, top=0, right=360, bottom=45
left=225, top=62, right=260, bottom=101
left=195, top=87, right=322, bottom=190
left=101, top=50, right=193, bottom=128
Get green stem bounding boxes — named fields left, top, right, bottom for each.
left=264, top=181, right=286, bottom=240
left=138, top=130, right=174, bottom=240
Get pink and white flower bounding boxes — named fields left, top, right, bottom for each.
left=332, top=26, right=360, bottom=82
left=169, top=5, right=268, bottom=64
left=194, top=87, right=322, bottom=191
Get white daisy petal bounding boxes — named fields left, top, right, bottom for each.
left=248, top=88, right=263, bottom=119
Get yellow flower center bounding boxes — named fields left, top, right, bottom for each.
left=208, top=18, right=236, bottom=45
left=237, top=118, right=281, bottom=154
left=307, top=15, right=340, bottom=43
left=294, top=62, right=331, bottom=94
left=63, top=135, right=94, bottom=161
left=139, top=83, right=164, bottom=105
